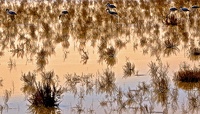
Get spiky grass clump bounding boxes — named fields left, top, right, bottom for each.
left=174, top=68, right=200, bottom=82
left=188, top=47, right=200, bottom=61
left=97, top=68, right=116, bottom=94
left=174, top=62, right=200, bottom=82
left=148, top=61, right=170, bottom=92
left=164, top=14, right=179, bottom=26
left=164, top=39, right=178, bottom=49
left=123, top=61, right=135, bottom=77
left=189, top=47, right=200, bottom=56
left=29, top=82, right=62, bottom=107
left=21, top=71, right=63, bottom=108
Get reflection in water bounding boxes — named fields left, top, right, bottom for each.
left=21, top=72, right=36, bottom=95
left=148, top=61, right=170, bottom=108
left=8, top=58, right=16, bottom=72
left=28, top=106, right=61, bottom=114
left=0, top=0, right=200, bottom=113
left=21, top=71, right=64, bottom=113
left=97, top=68, right=116, bottom=95
left=123, top=60, right=135, bottom=77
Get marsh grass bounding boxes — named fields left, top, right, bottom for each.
left=8, top=58, right=16, bottom=71
left=36, top=49, right=49, bottom=71
left=21, top=71, right=36, bottom=94
left=3, top=90, right=11, bottom=105
left=80, top=49, right=89, bottom=65
left=148, top=61, right=170, bottom=106
left=123, top=60, right=135, bottom=77
left=29, top=81, right=62, bottom=107
left=0, top=78, right=3, bottom=87
left=21, top=71, right=64, bottom=108
left=1, top=0, right=200, bottom=113
left=189, top=47, right=200, bottom=57
left=28, top=105, right=60, bottom=114
left=174, top=66, right=200, bottom=83
left=164, top=39, right=178, bottom=49
left=187, top=92, right=200, bottom=113
left=163, top=39, right=180, bottom=56
left=0, top=0, right=198, bottom=68
left=164, top=14, right=179, bottom=26
left=97, top=68, right=116, bottom=95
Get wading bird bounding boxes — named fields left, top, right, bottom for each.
left=6, top=9, right=17, bottom=15
left=191, top=5, right=200, bottom=9
left=180, top=7, right=190, bottom=12
left=106, top=8, right=117, bottom=16
left=170, top=7, right=178, bottom=12
left=106, top=3, right=116, bottom=9
left=59, top=10, right=68, bottom=19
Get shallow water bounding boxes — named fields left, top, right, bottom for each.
left=0, top=0, right=200, bottom=114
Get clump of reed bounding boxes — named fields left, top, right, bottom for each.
left=29, top=81, right=62, bottom=107
left=80, top=49, right=89, bottom=65
left=174, top=62, right=200, bottom=82
left=189, top=47, right=200, bottom=56
left=21, top=71, right=64, bottom=108
left=115, top=39, right=127, bottom=50
left=97, top=68, right=116, bottom=94
left=36, top=49, right=49, bottom=71
left=123, top=60, right=135, bottom=77
left=148, top=61, right=170, bottom=106
left=98, top=44, right=117, bottom=66
left=163, top=39, right=180, bottom=56
left=164, top=14, right=179, bottom=26
left=187, top=92, right=200, bottom=112
left=164, top=39, right=178, bottom=49
left=3, top=90, right=11, bottom=105
left=21, top=71, right=36, bottom=94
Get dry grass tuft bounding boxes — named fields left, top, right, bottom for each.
left=21, top=71, right=64, bottom=108
left=189, top=47, right=200, bottom=56
left=164, top=14, right=179, bottom=26
left=123, top=60, right=135, bottom=77
left=174, top=64, right=200, bottom=82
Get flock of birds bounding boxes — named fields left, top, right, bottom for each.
left=170, top=5, right=200, bottom=12
left=5, top=3, right=200, bottom=20
left=5, top=2, right=119, bottom=20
